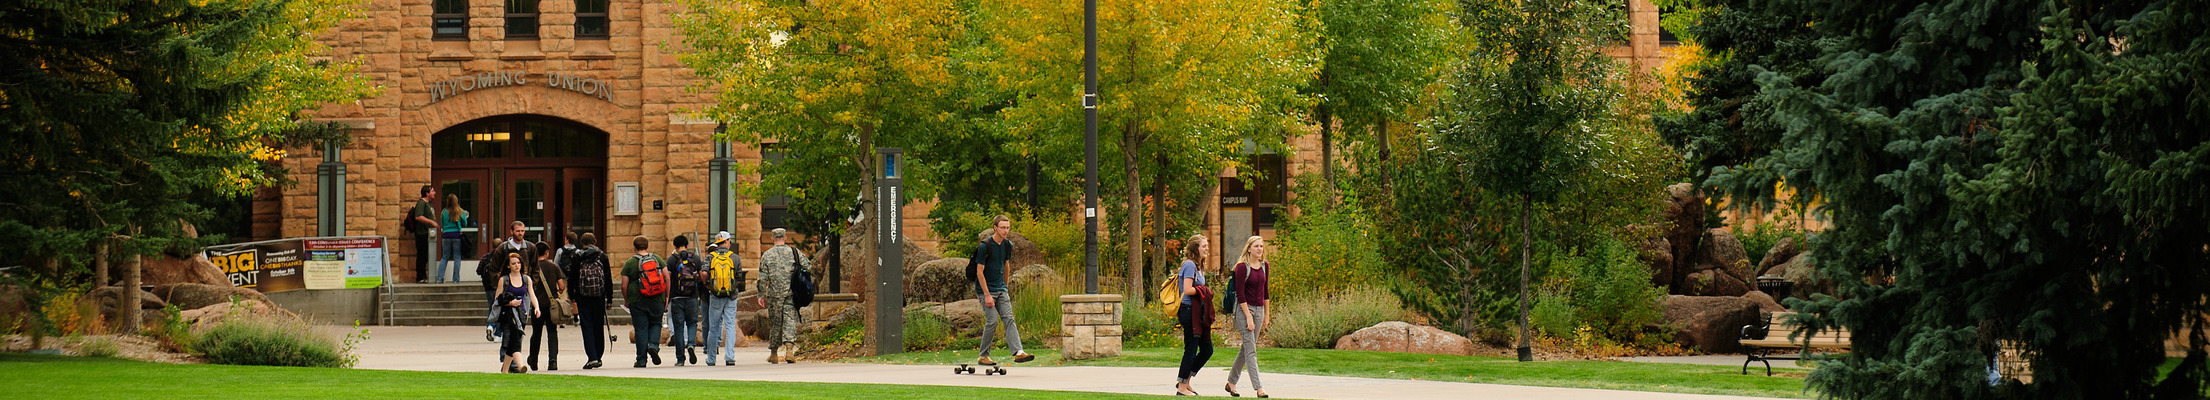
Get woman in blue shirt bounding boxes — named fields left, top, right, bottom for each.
left=436, top=194, right=472, bottom=284
left=1173, top=235, right=1213, bottom=396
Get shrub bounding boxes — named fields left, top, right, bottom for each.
left=1531, top=237, right=1671, bottom=349
left=74, top=335, right=119, bottom=358
left=150, top=304, right=193, bottom=354
left=41, top=290, right=85, bottom=336
left=1271, top=175, right=1389, bottom=301
left=1734, top=209, right=1811, bottom=267
left=1267, top=286, right=1410, bottom=349
left=193, top=311, right=352, bottom=368
left=1121, top=299, right=1183, bottom=348
left=903, top=309, right=953, bottom=352
left=936, top=210, right=1087, bottom=278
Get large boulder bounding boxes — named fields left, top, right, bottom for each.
left=0, top=285, right=28, bottom=323
left=904, top=300, right=985, bottom=333
left=906, top=258, right=974, bottom=305
left=1742, top=291, right=1787, bottom=313
left=1683, top=269, right=1752, bottom=297
left=1635, top=234, right=1674, bottom=288
left=1010, top=264, right=1064, bottom=290
left=149, top=283, right=271, bottom=311
left=177, top=298, right=300, bottom=331
left=1334, top=321, right=1475, bottom=356
left=1660, top=295, right=1761, bottom=354
left=78, top=287, right=166, bottom=330
left=966, top=229, right=1049, bottom=274
left=140, top=253, right=230, bottom=287
left=1662, top=184, right=1708, bottom=286
left=1773, top=251, right=1830, bottom=299
left=1693, top=228, right=1753, bottom=282
left=1754, top=237, right=1800, bottom=277
left=737, top=310, right=763, bottom=338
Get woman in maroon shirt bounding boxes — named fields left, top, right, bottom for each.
left=1226, top=236, right=1270, bottom=398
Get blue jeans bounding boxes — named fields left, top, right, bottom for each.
left=670, top=297, right=700, bottom=350
left=437, top=237, right=464, bottom=283
left=705, top=296, right=740, bottom=363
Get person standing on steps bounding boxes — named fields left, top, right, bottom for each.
left=1173, top=234, right=1216, bottom=396
left=971, top=215, right=1036, bottom=366
left=566, top=233, right=613, bottom=370
left=758, top=228, right=810, bottom=364
left=1224, top=236, right=1272, bottom=398
left=620, top=235, right=667, bottom=368
left=702, top=231, right=748, bottom=366
left=525, top=241, right=566, bottom=371
left=435, top=194, right=471, bottom=284
left=408, top=185, right=438, bottom=283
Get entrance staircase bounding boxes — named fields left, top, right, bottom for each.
left=382, top=283, right=632, bottom=326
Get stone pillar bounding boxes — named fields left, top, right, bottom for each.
left=1059, top=294, right=1123, bottom=360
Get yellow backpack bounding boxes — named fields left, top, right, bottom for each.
left=708, top=250, right=742, bottom=297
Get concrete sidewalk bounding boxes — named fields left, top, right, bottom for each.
left=352, top=326, right=1793, bottom=400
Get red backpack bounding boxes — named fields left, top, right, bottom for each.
left=636, top=254, right=668, bottom=297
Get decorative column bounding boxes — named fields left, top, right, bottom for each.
left=315, top=139, right=346, bottom=237
left=1059, top=294, right=1123, bottom=359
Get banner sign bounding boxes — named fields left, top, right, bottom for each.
left=208, top=236, right=387, bottom=293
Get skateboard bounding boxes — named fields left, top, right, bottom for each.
left=954, top=364, right=1007, bottom=375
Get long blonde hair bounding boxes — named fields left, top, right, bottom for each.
left=1234, top=236, right=1266, bottom=268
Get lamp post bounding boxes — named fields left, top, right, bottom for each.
left=1081, top=0, right=1099, bottom=295
left=316, top=139, right=347, bottom=237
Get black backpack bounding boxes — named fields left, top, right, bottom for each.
left=668, top=250, right=702, bottom=297
left=788, top=249, right=816, bottom=308
left=1221, top=263, right=1243, bottom=316
left=574, top=247, right=611, bottom=298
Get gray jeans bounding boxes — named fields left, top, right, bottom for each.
left=978, top=290, right=1024, bottom=358
left=1230, top=304, right=1266, bottom=388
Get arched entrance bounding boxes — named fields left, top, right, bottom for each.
left=431, top=115, right=608, bottom=257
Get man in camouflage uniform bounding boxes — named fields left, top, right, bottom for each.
left=757, top=228, right=809, bottom=364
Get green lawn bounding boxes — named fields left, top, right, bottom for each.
left=0, top=354, right=1168, bottom=399
left=859, top=347, right=1819, bottom=399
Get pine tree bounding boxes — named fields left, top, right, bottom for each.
left=1670, top=0, right=2210, bottom=397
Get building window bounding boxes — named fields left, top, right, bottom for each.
left=576, top=0, right=609, bottom=39
left=434, top=0, right=467, bottom=40
left=761, top=143, right=791, bottom=229
left=1248, top=154, right=1287, bottom=227
left=505, top=0, right=539, bottom=39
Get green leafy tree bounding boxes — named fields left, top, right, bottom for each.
left=971, top=0, right=1319, bottom=295
left=676, top=0, right=963, bottom=285
left=1433, top=0, right=1628, bottom=360
left=1679, top=0, right=2210, bottom=397
left=0, top=0, right=374, bottom=332
left=1304, top=0, right=1458, bottom=195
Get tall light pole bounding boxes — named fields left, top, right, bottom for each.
left=1081, top=0, right=1100, bottom=295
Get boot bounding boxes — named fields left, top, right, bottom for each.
left=767, top=344, right=783, bottom=364
left=782, top=344, right=798, bottom=363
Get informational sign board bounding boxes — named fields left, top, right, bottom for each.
left=207, top=236, right=388, bottom=293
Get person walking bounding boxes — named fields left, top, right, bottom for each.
left=621, top=235, right=668, bottom=368
left=480, top=221, right=534, bottom=342
left=525, top=241, right=566, bottom=371
left=665, top=234, right=705, bottom=366
left=702, top=231, right=748, bottom=366
left=1225, top=236, right=1271, bottom=398
left=971, top=216, right=1036, bottom=366
left=434, top=194, right=471, bottom=284
left=566, top=233, right=613, bottom=369
left=408, top=185, right=438, bottom=283
left=492, top=252, right=539, bottom=374
left=758, top=228, right=810, bottom=364
left=1174, top=235, right=1216, bottom=396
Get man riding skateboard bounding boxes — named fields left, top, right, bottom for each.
left=971, top=215, right=1035, bottom=366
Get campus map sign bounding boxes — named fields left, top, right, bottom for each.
left=207, top=236, right=387, bottom=293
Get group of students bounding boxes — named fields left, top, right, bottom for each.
left=1172, top=235, right=1273, bottom=398
left=473, top=220, right=816, bottom=373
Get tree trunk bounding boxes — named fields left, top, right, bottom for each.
left=1378, top=122, right=1391, bottom=189
left=124, top=227, right=143, bottom=335
left=1319, top=103, right=1333, bottom=206
left=1517, top=195, right=1532, bottom=362
left=94, top=239, right=109, bottom=288
left=1123, top=122, right=1144, bottom=298
left=1151, top=154, right=1169, bottom=303
left=856, top=122, right=879, bottom=355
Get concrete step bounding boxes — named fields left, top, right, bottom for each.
left=388, top=292, right=487, bottom=303
left=385, top=315, right=635, bottom=326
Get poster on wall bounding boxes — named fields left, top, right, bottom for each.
left=206, top=236, right=387, bottom=293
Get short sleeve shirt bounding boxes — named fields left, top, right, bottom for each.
left=1177, top=260, right=1205, bottom=305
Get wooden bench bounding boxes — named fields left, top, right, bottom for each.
left=1738, top=312, right=1851, bottom=375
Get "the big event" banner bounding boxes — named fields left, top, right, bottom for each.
left=206, top=236, right=387, bottom=293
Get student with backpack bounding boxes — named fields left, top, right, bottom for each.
left=758, top=228, right=812, bottom=364
left=492, top=252, right=540, bottom=373
left=665, top=234, right=705, bottom=366
left=408, top=185, right=438, bottom=283
left=702, top=231, right=748, bottom=366
left=565, top=233, right=613, bottom=370
left=525, top=241, right=566, bottom=371
left=621, top=235, right=668, bottom=368
left=969, top=216, right=1036, bottom=366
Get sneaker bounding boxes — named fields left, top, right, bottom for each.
left=1014, top=352, right=1035, bottom=363
left=650, top=349, right=662, bottom=365
left=486, top=327, right=497, bottom=342
left=583, top=360, right=603, bottom=370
